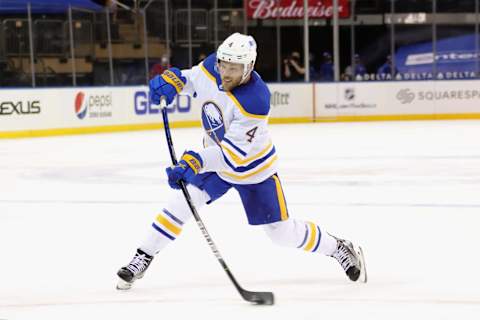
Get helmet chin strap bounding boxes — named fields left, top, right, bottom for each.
left=240, top=63, right=254, bottom=84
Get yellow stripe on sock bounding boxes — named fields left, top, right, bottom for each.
left=155, top=213, right=182, bottom=236
left=304, top=222, right=318, bottom=251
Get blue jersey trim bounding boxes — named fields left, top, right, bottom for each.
left=230, top=72, right=271, bottom=116
left=222, top=146, right=276, bottom=173
left=203, top=52, right=271, bottom=117
left=222, top=137, right=247, bottom=156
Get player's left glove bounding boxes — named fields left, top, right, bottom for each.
left=166, top=150, right=203, bottom=189
left=149, top=68, right=187, bottom=105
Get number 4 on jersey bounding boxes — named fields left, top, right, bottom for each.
left=246, top=126, right=258, bottom=143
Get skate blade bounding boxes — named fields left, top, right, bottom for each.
left=116, top=278, right=133, bottom=290
left=357, top=246, right=368, bottom=283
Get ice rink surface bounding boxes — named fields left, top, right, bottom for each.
left=1, top=120, right=480, bottom=320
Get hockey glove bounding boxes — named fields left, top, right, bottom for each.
left=166, top=150, right=203, bottom=190
left=149, top=68, right=187, bottom=105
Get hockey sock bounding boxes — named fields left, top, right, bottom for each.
left=139, top=185, right=210, bottom=256
left=263, top=218, right=337, bottom=256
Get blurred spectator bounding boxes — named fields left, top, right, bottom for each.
left=197, top=52, right=207, bottom=64
left=319, top=52, right=334, bottom=81
left=283, top=51, right=305, bottom=81
left=94, top=0, right=119, bottom=23
left=308, top=53, right=320, bottom=81
left=149, top=55, right=170, bottom=79
left=377, top=55, right=398, bottom=80
left=344, top=54, right=367, bottom=81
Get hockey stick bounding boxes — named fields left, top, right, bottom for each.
left=160, top=99, right=275, bottom=305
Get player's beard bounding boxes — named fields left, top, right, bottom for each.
left=221, top=76, right=241, bottom=91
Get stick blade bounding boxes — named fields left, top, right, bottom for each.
left=240, top=290, right=275, bottom=305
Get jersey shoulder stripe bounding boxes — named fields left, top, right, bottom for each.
left=201, top=52, right=271, bottom=120
left=200, top=53, right=222, bottom=86
left=229, top=72, right=271, bottom=118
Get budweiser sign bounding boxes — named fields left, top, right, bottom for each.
left=246, top=0, right=350, bottom=19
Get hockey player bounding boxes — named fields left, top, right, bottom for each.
left=117, top=33, right=366, bottom=290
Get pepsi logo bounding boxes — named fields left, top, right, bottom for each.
left=74, top=91, right=87, bottom=119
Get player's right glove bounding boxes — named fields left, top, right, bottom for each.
left=165, top=150, right=203, bottom=189
left=149, top=68, right=187, bottom=105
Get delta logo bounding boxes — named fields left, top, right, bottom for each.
left=74, top=91, right=88, bottom=119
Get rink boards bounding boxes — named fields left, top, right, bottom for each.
left=1, top=80, right=480, bottom=138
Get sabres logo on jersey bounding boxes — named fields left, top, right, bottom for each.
left=201, top=101, right=225, bottom=144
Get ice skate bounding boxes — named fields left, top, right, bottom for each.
left=331, top=237, right=367, bottom=283
left=117, top=249, right=153, bottom=290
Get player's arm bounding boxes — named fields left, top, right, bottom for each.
left=149, top=64, right=202, bottom=105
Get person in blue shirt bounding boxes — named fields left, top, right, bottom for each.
left=319, top=52, right=334, bottom=81
left=377, top=55, right=398, bottom=80
left=344, top=54, right=367, bottom=81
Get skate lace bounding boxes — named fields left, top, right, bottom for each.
left=333, top=243, right=355, bottom=272
left=126, top=254, right=151, bottom=275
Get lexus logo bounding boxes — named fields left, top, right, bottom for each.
left=396, top=89, right=415, bottom=104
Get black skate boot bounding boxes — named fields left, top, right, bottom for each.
left=117, top=248, right=153, bottom=290
left=331, top=237, right=367, bottom=283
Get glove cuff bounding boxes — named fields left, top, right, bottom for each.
left=161, top=69, right=185, bottom=93
left=181, top=151, right=203, bottom=174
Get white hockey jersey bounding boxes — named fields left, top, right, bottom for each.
left=180, top=53, right=278, bottom=185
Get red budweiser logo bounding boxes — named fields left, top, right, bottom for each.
left=246, top=0, right=350, bottom=19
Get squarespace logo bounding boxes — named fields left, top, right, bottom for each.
left=0, top=100, right=41, bottom=115
left=396, top=88, right=480, bottom=104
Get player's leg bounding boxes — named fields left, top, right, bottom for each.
left=263, top=219, right=365, bottom=282
left=235, top=174, right=366, bottom=282
left=117, top=173, right=232, bottom=290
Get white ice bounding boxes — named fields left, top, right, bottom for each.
left=1, top=120, right=480, bottom=320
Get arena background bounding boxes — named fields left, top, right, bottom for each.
left=1, top=0, right=480, bottom=138
left=1, top=1, right=480, bottom=320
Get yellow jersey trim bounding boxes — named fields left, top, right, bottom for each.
left=200, top=63, right=217, bottom=83
left=226, top=91, right=269, bottom=120
left=220, top=155, right=278, bottom=180
left=200, top=62, right=269, bottom=120
left=220, top=140, right=273, bottom=166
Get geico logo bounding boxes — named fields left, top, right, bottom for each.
left=0, top=100, right=41, bottom=115
left=87, top=94, right=112, bottom=107
left=134, top=91, right=191, bottom=115
left=134, top=91, right=160, bottom=115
